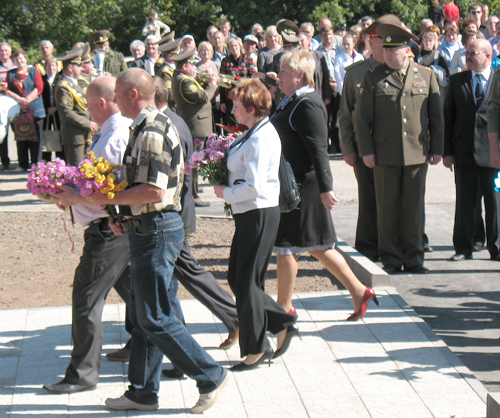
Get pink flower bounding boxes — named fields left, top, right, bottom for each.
left=184, top=165, right=192, bottom=175
left=194, top=138, right=203, bottom=147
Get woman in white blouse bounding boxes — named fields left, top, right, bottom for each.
left=214, top=79, right=298, bottom=371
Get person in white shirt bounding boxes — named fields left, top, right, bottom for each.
left=334, top=34, right=364, bottom=94
left=142, top=9, right=170, bottom=39
left=214, top=79, right=298, bottom=370
left=43, top=75, right=132, bottom=394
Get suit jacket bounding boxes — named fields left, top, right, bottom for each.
left=54, top=77, right=91, bottom=145
left=164, top=107, right=196, bottom=233
left=444, top=70, right=493, bottom=167
left=171, top=70, right=217, bottom=139
left=356, top=60, right=444, bottom=166
left=128, top=55, right=165, bottom=76
left=339, top=57, right=380, bottom=156
left=41, top=73, right=61, bottom=130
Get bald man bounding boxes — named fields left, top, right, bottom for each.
left=85, top=68, right=228, bottom=414
left=445, top=39, right=498, bottom=261
left=43, top=76, right=132, bottom=394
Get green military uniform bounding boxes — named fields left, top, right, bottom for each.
left=158, top=61, right=177, bottom=111
left=77, top=74, right=90, bottom=93
left=355, top=47, right=444, bottom=271
left=338, top=56, right=381, bottom=260
left=101, top=49, right=127, bottom=77
left=54, top=77, right=91, bottom=166
left=172, top=70, right=217, bottom=139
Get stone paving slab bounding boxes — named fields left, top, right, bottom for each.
left=0, top=291, right=487, bottom=417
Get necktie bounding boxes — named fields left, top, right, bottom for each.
left=90, top=130, right=101, bottom=150
left=475, top=74, right=484, bottom=107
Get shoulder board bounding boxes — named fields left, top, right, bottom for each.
left=369, top=64, right=385, bottom=73
left=416, top=63, right=432, bottom=71
left=347, top=60, right=366, bottom=70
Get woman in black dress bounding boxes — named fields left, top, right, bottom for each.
left=271, top=50, right=379, bottom=323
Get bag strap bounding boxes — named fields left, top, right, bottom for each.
left=229, top=117, right=269, bottom=150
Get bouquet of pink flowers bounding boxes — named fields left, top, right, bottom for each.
left=186, top=134, right=235, bottom=185
left=26, top=158, right=78, bottom=201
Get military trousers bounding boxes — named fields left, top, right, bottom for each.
left=374, top=163, right=426, bottom=268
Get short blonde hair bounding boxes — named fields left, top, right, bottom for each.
left=422, top=31, right=439, bottom=49
left=198, top=41, right=214, bottom=58
left=227, top=36, right=243, bottom=51
left=280, top=50, right=316, bottom=88
left=265, top=26, right=282, bottom=45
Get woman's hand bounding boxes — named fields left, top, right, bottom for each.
left=320, top=191, right=339, bottom=211
left=220, top=103, right=226, bottom=113
left=214, top=184, right=226, bottom=198
left=47, top=106, right=57, bottom=116
left=109, top=218, right=123, bottom=236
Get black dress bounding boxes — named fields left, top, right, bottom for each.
left=270, top=91, right=337, bottom=252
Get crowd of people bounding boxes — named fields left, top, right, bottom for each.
left=1, top=2, right=500, bottom=413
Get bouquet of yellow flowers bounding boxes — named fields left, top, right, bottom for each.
left=73, top=151, right=128, bottom=220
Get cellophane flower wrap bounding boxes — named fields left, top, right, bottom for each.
left=26, top=158, right=78, bottom=201
left=186, top=134, right=235, bottom=216
left=73, top=151, right=128, bottom=220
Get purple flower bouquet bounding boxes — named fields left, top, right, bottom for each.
left=26, top=159, right=78, bottom=202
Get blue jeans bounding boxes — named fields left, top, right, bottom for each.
left=124, top=212, right=226, bottom=404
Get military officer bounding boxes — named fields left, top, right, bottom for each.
left=338, top=15, right=401, bottom=262
left=55, top=46, right=98, bottom=166
left=171, top=48, right=218, bottom=206
left=72, top=43, right=94, bottom=93
left=355, top=23, right=444, bottom=274
left=90, top=30, right=127, bottom=77
left=158, top=38, right=182, bottom=111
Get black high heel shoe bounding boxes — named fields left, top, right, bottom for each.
left=273, top=323, right=300, bottom=359
left=230, top=347, right=274, bottom=371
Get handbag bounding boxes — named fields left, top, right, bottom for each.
left=12, top=108, right=38, bottom=142
left=278, top=152, right=301, bottom=213
left=41, top=114, right=62, bottom=152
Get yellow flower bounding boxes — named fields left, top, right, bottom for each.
left=107, top=173, right=116, bottom=182
left=107, top=192, right=115, bottom=199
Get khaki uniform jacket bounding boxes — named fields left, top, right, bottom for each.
left=54, top=77, right=91, bottom=146
left=172, top=70, right=217, bottom=139
left=338, top=57, right=380, bottom=156
left=93, top=49, right=127, bottom=77
left=355, top=60, right=444, bottom=166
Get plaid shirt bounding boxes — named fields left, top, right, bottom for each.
left=220, top=54, right=257, bottom=104
left=121, top=103, right=184, bottom=216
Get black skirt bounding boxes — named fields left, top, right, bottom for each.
left=275, top=170, right=337, bottom=251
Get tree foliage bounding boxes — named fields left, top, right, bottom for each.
left=0, top=0, right=482, bottom=62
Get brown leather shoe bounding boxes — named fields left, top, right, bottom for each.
left=219, top=328, right=239, bottom=350
left=106, top=346, right=130, bottom=362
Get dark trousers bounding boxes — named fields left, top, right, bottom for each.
left=228, top=207, right=296, bottom=357
left=374, top=163, right=427, bottom=268
left=63, top=142, right=87, bottom=167
left=353, top=151, right=378, bottom=259
left=17, top=118, right=43, bottom=169
left=0, top=127, right=10, bottom=168
left=173, top=240, right=239, bottom=333
left=453, top=164, right=498, bottom=258
left=64, top=219, right=131, bottom=386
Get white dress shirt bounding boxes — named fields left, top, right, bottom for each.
left=72, top=112, right=132, bottom=226
left=334, top=50, right=364, bottom=94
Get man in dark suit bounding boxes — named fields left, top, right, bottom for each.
left=129, top=34, right=173, bottom=77
left=444, top=38, right=498, bottom=261
left=355, top=23, right=444, bottom=274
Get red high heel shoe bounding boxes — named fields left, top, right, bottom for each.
left=289, top=306, right=297, bottom=315
left=347, top=287, right=379, bottom=321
